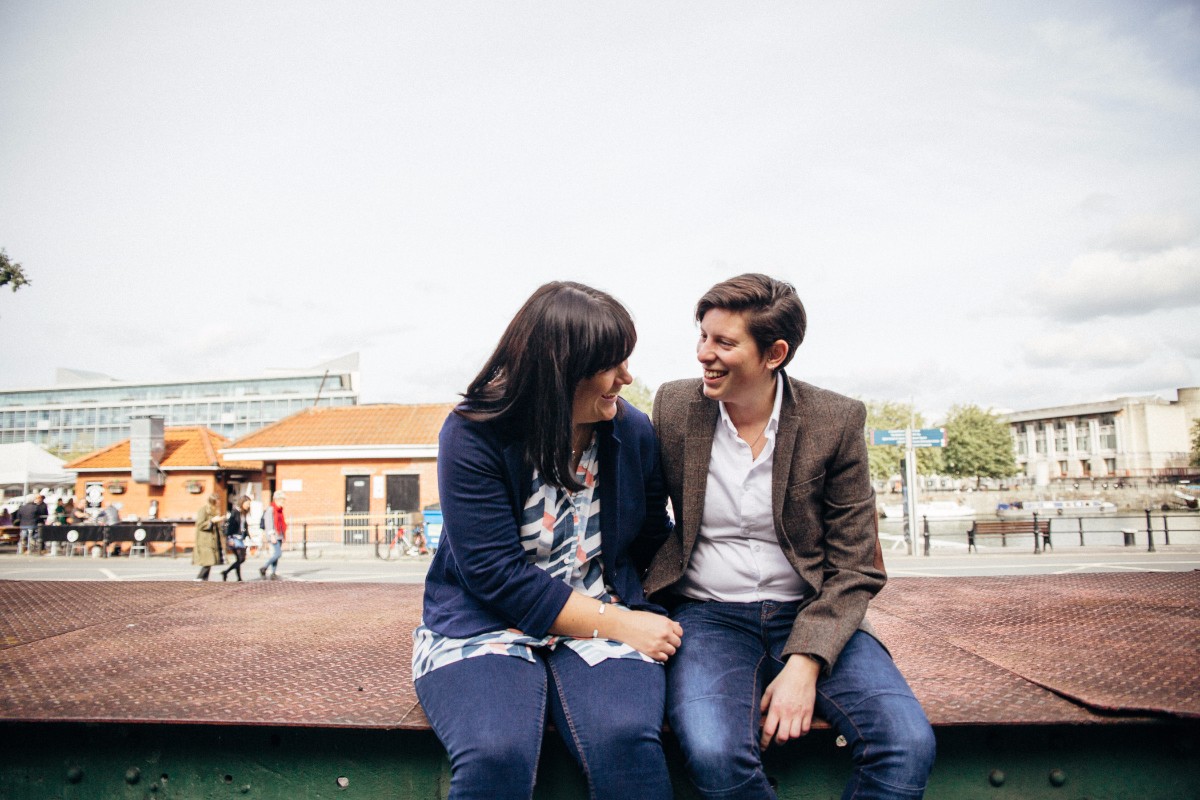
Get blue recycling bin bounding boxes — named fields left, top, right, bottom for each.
left=423, top=505, right=443, bottom=551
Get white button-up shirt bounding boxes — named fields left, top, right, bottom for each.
left=677, top=374, right=809, bottom=603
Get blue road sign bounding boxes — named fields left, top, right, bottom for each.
left=870, top=428, right=946, bottom=448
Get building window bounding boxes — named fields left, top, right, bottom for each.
left=1105, top=457, right=1116, bottom=475
left=1098, top=416, right=1116, bottom=450
left=1058, top=460, right=1068, bottom=477
left=1054, top=424, right=1068, bottom=452
left=1075, top=420, right=1090, bottom=452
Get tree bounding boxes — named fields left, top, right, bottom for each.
left=864, top=400, right=943, bottom=481
left=0, top=249, right=31, bottom=292
left=1191, top=419, right=1200, bottom=467
left=940, top=404, right=1016, bottom=487
left=623, top=376, right=654, bottom=416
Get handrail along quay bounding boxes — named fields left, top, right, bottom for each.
left=1, top=575, right=1196, bottom=798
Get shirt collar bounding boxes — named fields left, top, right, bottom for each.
left=717, top=373, right=784, bottom=438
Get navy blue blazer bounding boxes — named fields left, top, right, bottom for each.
left=421, top=399, right=673, bottom=640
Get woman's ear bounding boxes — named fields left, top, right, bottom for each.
left=765, top=340, right=789, bottom=370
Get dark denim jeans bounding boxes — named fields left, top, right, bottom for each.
left=668, top=600, right=935, bottom=800
left=415, top=648, right=671, bottom=800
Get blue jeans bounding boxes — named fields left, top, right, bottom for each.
left=18, top=527, right=37, bottom=555
left=263, top=541, right=282, bottom=574
left=668, top=600, right=935, bottom=800
left=415, top=648, right=671, bottom=800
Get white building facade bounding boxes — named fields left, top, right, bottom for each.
left=1004, top=387, right=1200, bottom=486
left=0, top=354, right=359, bottom=454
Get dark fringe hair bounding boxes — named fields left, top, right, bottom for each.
left=696, top=273, right=806, bottom=371
left=458, top=281, right=636, bottom=492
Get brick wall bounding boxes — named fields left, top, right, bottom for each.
left=272, top=459, right=439, bottom=521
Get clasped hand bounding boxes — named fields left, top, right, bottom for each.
left=615, top=609, right=683, bottom=662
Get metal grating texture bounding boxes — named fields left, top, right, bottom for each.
left=0, top=573, right=1196, bottom=733
left=869, top=571, right=1200, bottom=719
left=0, top=582, right=428, bottom=729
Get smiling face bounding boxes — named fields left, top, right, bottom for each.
left=697, top=308, right=786, bottom=410
left=572, top=361, right=633, bottom=426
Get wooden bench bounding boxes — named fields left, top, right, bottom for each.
left=968, top=518, right=1051, bottom=552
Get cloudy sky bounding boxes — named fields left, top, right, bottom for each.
left=2, top=1, right=1198, bottom=420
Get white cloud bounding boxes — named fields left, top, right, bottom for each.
left=1022, top=329, right=1151, bottom=368
left=1035, top=246, right=1200, bottom=319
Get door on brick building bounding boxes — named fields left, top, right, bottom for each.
left=344, top=475, right=370, bottom=545
left=385, top=475, right=420, bottom=540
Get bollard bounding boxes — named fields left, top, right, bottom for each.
left=1078, top=517, right=1085, bottom=547
left=1033, top=513, right=1041, bottom=554
left=374, top=524, right=380, bottom=560
left=303, top=523, right=308, bottom=560
left=1144, top=509, right=1156, bottom=553
left=1162, top=513, right=1170, bottom=546
left=922, top=517, right=930, bottom=556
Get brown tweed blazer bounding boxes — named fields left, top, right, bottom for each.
left=643, top=374, right=886, bottom=672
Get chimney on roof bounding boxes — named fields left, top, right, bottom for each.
left=130, top=415, right=166, bottom=486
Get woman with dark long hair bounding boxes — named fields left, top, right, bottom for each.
left=221, top=497, right=251, bottom=581
left=413, top=281, right=680, bottom=800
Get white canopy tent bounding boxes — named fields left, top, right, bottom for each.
left=0, top=442, right=75, bottom=500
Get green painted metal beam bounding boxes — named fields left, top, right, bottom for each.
left=0, top=722, right=1196, bottom=799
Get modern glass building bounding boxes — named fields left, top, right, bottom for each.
left=0, top=353, right=359, bottom=454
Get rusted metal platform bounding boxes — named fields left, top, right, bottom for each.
left=2, top=573, right=1196, bottom=729
left=0, top=573, right=1197, bottom=798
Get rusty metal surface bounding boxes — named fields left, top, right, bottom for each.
left=0, top=574, right=1196, bottom=732
left=871, top=572, right=1200, bottom=720
left=0, top=581, right=427, bottom=729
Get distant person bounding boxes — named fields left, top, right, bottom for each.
left=221, top=497, right=252, bottom=581
left=15, top=495, right=45, bottom=555
left=259, top=492, right=286, bottom=579
left=193, top=494, right=225, bottom=581
left=0, top=506, right=12, bottom=527
left=53, top=499, right=67, bottom=525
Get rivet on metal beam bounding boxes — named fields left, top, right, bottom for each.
left=66, top=766, right=84, bottom=784
left=125, top=767, right=141, bottom=785
left=1048, top=769, right=1067, bottom=787
left=337, top=776, right=351, bottom=788
left=988, top=769, right=1005, bottom=787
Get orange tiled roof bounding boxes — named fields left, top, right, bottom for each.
left=65, top=427, right=261, bottom=472
left=227, top=403, right=455, bottom=449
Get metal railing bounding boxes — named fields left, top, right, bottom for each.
left=908, top=511, right=1200, bottom=554
left=292, top=512, right=427, bottom=560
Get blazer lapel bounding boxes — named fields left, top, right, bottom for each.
left=682, top=391, right=718, bottom=560
left=772, top=376, right=802, bottom=526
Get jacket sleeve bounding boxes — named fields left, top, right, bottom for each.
left=438, top=415, right=573, bottom=638
left=784, top=399, right=886, bottom=671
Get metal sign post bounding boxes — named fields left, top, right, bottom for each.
left=870, top=427, right=948, bottom=556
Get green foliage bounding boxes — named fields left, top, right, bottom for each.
left=941, top=404, right=1016, bottom=484
left=0, top=249, right=31, bottom=292
left=623, top=376, right=654, bottom=416
left=864, top=400, right=943, bottom=480
left=1191, top=419, right=1200, bottom=467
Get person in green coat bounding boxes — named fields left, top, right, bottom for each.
left=193, top=494, right=225, bottom=581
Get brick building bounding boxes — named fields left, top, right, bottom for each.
left=64, top=426, right=262, bottom=549
left=220, top=404, right=455, bottom=527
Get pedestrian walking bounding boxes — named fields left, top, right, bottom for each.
left=259, top=492, right=286, bottom=579
left=221, top=497, right=252, bottom=581
left=193, top=494, right=225, bottom=581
